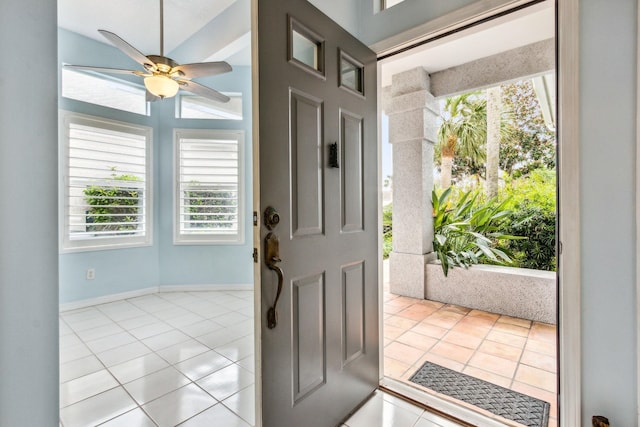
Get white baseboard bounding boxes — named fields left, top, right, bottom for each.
left=59, top=283, right=254, bottom=312
left=59, top=287, right=158, bottom=312
left=159, top=283, right=254, bottom=292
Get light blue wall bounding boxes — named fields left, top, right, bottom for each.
left=58, top=30, right=253, bottom=304
left=0, top=0, right=59, bottom=425
left=155, top=67, right=254, bottom=286
left=58, top=29, right=161, bottom=304
left=579, top=0, right=637, bottom=424
left=308, top=0, right=360, bottom=37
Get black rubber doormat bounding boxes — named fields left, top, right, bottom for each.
left=409, top=361, right=550, bottom=427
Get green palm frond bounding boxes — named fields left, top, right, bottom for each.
left=437, top=93, right=487, bottom=167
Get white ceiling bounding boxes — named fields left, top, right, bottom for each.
left=58, top=0, right=251, bottom=65
left=58, top=0, right=552, bottom=76
left=380, top=1, right=555, bottom=87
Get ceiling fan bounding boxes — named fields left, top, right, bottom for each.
left=65, top=0, right=232, bottom=103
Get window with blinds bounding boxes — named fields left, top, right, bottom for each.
left=174, top=129, right=244, bottom=244
left=61, top=112, right=152, bottom=251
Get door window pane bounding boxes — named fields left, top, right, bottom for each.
left=340, top=52, right=364, bottom=95
left=288, top=17, right=325, bottom=77
left=292, top=30, right=320, bottom=70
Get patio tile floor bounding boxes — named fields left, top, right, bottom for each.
left=383, top=279, right=558, bottom=426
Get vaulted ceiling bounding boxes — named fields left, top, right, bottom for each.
left=58, top=0, right=553, bottom=83
left=58, top=0, right=251, bottom=66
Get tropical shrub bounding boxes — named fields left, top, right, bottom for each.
left=84, top=174, right=141, bottom=233
left=382, top=204, right=393, bottom=259
left=501, top=205, right=556, bottom=270
left=432, top=188, right=523, bottom=276
left=183, top=187, right=237, bottom=230
left=496, top=169, right=556, bottom=271
left=501, top=168, right=556, bottom=211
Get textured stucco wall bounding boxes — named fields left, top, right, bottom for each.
left=429, top=38, right=555, bottom=97
left=426, top=263, right=556, bottom=324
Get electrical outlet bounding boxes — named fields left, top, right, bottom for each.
left=86, top=268, right=95, bottom=280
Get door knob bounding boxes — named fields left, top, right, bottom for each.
left=264, top=206, right=280, bottom=230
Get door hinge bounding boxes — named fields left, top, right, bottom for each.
left=253, top=211, right=258, bottom=226
left=253, top=247, right=258, bottom=263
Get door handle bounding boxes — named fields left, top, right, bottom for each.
left=265, top=232, right=283, bottom=329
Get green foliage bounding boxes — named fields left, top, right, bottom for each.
left=382, top=204, right=393, bottom=259
left=84, top=173, right=141, bottom=233
left=501, top=168, right=556, bottom=211
left=383, top=173, right=556, bottom=271
left=495, top=169, right=557, bottom=270
left=501, top=205, right=556, bottom=271
left=184, top=186, right=237, bottom=230
left=499, top=81, right=556, bottom=177
left=432, top=188, right=523, bottom=276
left=435, top=81, right=555, bottom=185
left=435, top=93, right=487, bottom=185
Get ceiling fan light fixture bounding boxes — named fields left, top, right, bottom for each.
left=65, top=0, right=232, bottom=103
left=144, top=75, right=179, bottom=98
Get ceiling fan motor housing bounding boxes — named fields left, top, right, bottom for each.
left=146, top=55, right=180, bottom=75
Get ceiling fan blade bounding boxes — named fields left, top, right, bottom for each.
left=177, top=80, right=230, bottom=103
left=171, top=62, right=232, bottom=79
left=146, top=90, right=162, bottom=103
left=98, top=29, right=157, bottom=71
left=64, top=64, right=148, bottom=76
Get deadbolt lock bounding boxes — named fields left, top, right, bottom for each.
left=264, top=206, right=280, bottom=230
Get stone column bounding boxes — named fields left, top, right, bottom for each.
left=385, top=67, right=439, bottom=299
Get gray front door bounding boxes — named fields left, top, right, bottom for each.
left=255, top=0, right=379, bottom=426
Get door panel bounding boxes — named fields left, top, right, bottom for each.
left=292, top=272, right=326, bottom=403
left=340, top=110, right=365, bottom=232
left=342, top=261, right=365, bottom=366
left=257, top=0, right=378, bottom=425
left=289, top=89, right=324, bottom=238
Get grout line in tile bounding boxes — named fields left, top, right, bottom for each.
left=60, top=291, right=257, bottom=427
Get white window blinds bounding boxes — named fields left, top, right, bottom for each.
left=175, top=129, right=244, bottom=244
left=62, top=113, right=152, bottom=251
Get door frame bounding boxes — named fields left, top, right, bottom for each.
left=251, top=0, right=580, bottom=425
left=371, top=0, right=580, bottom=426
left=250, top=3, right=263, bottom=427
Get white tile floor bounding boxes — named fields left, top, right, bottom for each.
left=59, top=291, right=254, bottom=427
left=60, top=291, right=462, bottom=427
left=342, top=391, right=465, bottom=427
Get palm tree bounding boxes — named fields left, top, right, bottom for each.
left=437, top=93, right=487, bottom=189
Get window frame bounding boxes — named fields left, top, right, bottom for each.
left=173, top=128, right=245, bottom=245
left=59, top=111, right=153, bottom=253
left=61, top=67, right=150, bottom=116
left=176, top=92, right=244, bottom=120
left=381, top=0, right=406, bottom=10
